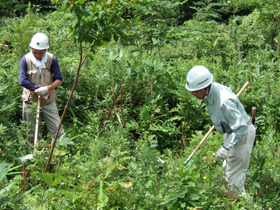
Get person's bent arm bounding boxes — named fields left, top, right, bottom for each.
left=221, top=100, right=249, bottom=150
left=48, top=79, right=62, bottom=91
left=19, top=56, right=40, bottom=90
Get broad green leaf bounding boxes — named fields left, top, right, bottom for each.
left=254, top=182, right=261, bottom=188
left=59, top=136, right=75, bottom=145
left=98, top=180, right=109, bottom=207
left=152, top=38, right=159, bottom=45
left=178, top=187, right=188, bottom=196
left=0, top=163, right=10, bottom=182
left=0, top=180, right=17, bottom=195
left=53, top=149, right=67, bottom=156
left=188, top=193, right=200, bottom=200
left=118, top=157, right=131, bottom=163
left=31, top=172, right=64, bottom=187
left=119, top=48, right=123, bottom=58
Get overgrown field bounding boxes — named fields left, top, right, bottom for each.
left=1, top=1, right=280, bottom=209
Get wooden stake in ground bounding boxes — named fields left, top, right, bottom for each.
left=252, top=106, right=257, bottom=146
left=184, top=81, right=249, bottom=165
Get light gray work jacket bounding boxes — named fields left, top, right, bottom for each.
left=205, top=82, right=250, bottom=150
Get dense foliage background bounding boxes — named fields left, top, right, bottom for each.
left=1, top=0, right=280, bottom=209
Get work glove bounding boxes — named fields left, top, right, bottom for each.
left=215, top=146, right=229, bottom=162
left=35, top=86, right=49, bottom=96
left=42, top=94, right=48, bottom=100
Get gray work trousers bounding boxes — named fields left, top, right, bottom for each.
left=22, top=101, right=64, bottom=144
left=222, top=124, right=256, bottom=192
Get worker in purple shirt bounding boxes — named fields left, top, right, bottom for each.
left=19, top=32, right=64, bottom=144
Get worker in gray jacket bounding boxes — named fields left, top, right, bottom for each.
left=19, top=32, right=64, bottom=144
left=185, top=65, right=256, bottom=192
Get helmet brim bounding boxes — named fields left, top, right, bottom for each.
left=185, top=74, right=213, bottom=91
left=29, top=43, right=49, bottom=50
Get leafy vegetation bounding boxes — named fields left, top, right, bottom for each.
left=1, top=0, right=280, bottom=209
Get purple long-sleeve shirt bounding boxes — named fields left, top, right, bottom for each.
left=19, top=55, right=63, bottom=90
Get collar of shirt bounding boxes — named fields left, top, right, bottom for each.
left=204, top=83, right=215, bottom=105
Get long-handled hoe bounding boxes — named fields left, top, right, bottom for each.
left=184, top=81, right=249, bottom=165
left=34, top=95, right=41, bottom=147
left=18, top=96, right=41, bottom=170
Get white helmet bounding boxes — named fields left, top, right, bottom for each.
left=29, top=32, right=49, bottom=50
left=185, top=65, right=213, bottom=91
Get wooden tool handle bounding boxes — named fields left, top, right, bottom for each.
left=252, top=106, right=256, bottom=119
left=34, top=96, right=41, bottom=146
left=252, top=106, right=256, bottom=125
left=237, top=81, right=249, bottom=97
